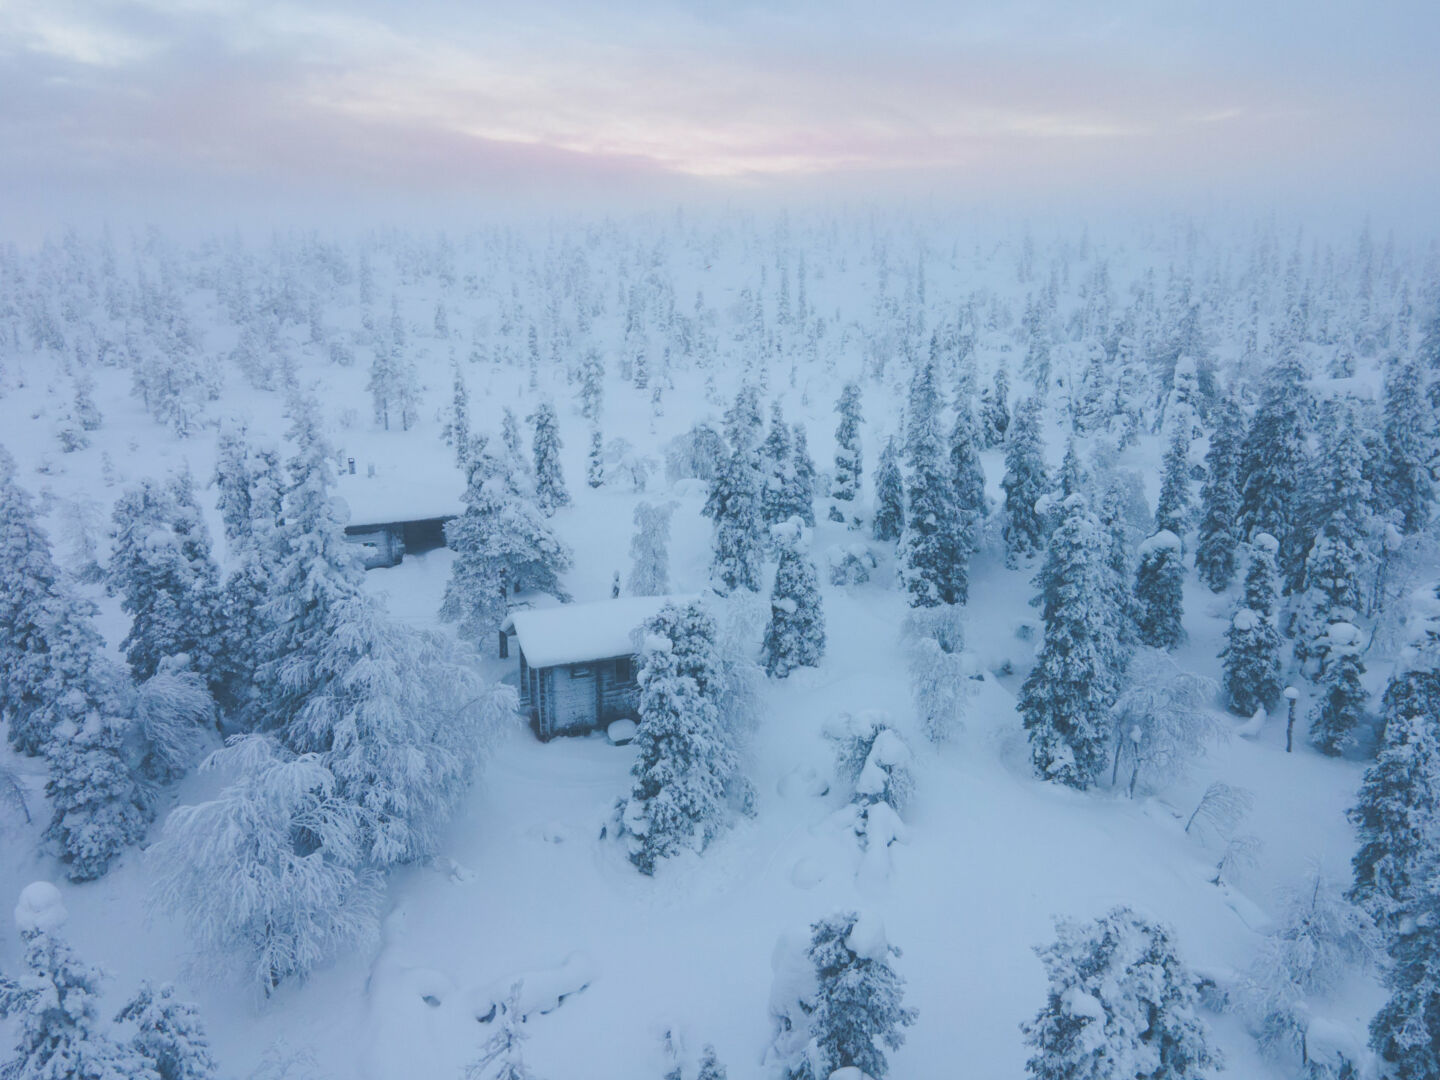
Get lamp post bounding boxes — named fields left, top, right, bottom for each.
left=1284, top=686, right=1299, bottom=752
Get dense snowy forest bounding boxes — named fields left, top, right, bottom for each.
left=0, top=213, right=1438, bottom=1080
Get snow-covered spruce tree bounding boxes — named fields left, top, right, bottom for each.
left=1019, top=494, right=1124, bottom=789
left=790, top=423, right=817, bottom=528
left=1096, top=475, right=1143, bottom=655
left=760, top=402, right=795, bottom=529
left=1154, top=421, right=1193, bottom=543
left=1293, top=516, right=1369, bottom=678
left=278, top=592, right=513, bottom=869
left=441, top=450, right=573, bottom=643
left=1347, top=695, right=1440, bottom=929
left=830, top=381, right=863, bottom=523
left=1369, top=882, right=1440, bottom=1080
left=1379, top=359, right=1434, bottom=535
left=1239, top=865, right=1378, bottom=1068
left=695, top=1045, right=726, bottom=1080
left=618, top=602, right=738, bottom=874
left=898, top=395, right=969, bottom=606
left=763, top=519, right=825, bottom=678
left=1195, top=398, right=1243, bottom=592
left=1056, top=438, right=1087, bottom=501
left=1308, top=623, right=1368, bottom=756
left=704, top=388, right=765, bottom=592
left=443, top=361, right=472, bottom=468
left=1221, top=608, right=1284, bottom=720
left=250, top=398, right=367, bottom=732
left=44, top=709, right=151, bottom=882
left=949, top=402, right=986, bottom=550
left=1219, top=538, right=1285, bottom=717
left=981, top=363, right=1010, bottom=448
left=0, top=448, right=109, bottom=755
left=109, top=476, right=222, bottom=685
left=1133, top=530, right=1185, bottom=650
left=579, top=346, right=605, bottom=423
left=529, top=401, right=570, bottom=516
left=587, top=428, right=604, bottom=488
left=1242, top=533, right=1282, bottom=619
left=116, top=982, right=219, bottom=1080
left=150, top=735, right=382, bottom=997
left=212, top=423, right=254, bottom=546
left=1236, top=350, right=1311, bottom=590
left=0, top=882, right=155, bottom=1080
left=871, top=436, right=905, bottom=543
left=627, top=500, right=674, bottom=597
left=1002, top=396, right=1049, bottom=566
left=162, top=470, right=224, bottom=685
left=799, top=912, right=916, bottom=1080
left=1022, top=906, right=1220, bottom=1080
left=501, top=407, right=532, bottom=490
left=1297, top=407, right=1373, bottom=648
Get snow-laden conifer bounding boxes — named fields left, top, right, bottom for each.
left=1002, top=397, right=1049, bottom=565
left=1022, top=907, right=1220, bottom=1080
left=1019, top=494, right=1124, bottom=789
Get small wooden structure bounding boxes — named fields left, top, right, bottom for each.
left=334, top=455, right=466, bottom=569
left=502, top=597, right=674, bottom=740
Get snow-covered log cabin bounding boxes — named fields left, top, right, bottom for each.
left=334, top=456, right=466, bottom=568
left=502, top=597, right=675, bottom=740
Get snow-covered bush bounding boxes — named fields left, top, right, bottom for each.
left=903, top=606, right=969, bottom=744
left=150, top=735, right=383, bottom=997
left=825, top=543, right=876, bottom=587
left=824, top=713, right=914, bottom=814
left=1107, top=651, right=1220, bottom=796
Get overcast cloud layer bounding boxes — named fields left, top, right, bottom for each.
left=3, top=0, right=1438, bottom=233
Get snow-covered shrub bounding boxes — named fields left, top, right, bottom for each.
left=825, top=543, right=876, bottom=587
left=1237, top=865, right=1378, bottom=1068
left=824, top=713, right=914, bottom=814
left=903, top=606, right=969, bottom=744
left=150, top=735, right=383, bottom=997
left=1107, top=650, right=1220, bottom=796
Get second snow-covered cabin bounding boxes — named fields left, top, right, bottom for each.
left=502, top=596, right=675, bottom=740
left=334, top=455, right=467, bottom=569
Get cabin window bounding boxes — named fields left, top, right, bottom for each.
left=614, top=657, right=632, bottom=683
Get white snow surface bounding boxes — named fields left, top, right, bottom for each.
left=0, top=216, right=1405, bottom=1080
left=333, top=448, right=467, bottom=525
left=504, top=595, right=692, bottom=668
left=13, top=882, right=66, bottom=936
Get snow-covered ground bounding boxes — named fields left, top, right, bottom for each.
left=0, top=216, right=1417, bottom=1079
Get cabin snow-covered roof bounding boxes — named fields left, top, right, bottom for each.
left=334, top=456, right=467, bottom=527
left=504, top=596, right=689, bottom=669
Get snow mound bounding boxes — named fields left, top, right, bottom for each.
left=1251, top=531, right=1279, bottom=553
left=843, top=912, right=889, bottom=962
left=1138, top=529, right=1181, bottom=556
left=474, top=952, right=595, bottom=1022
left=14, top=882, right=66, bottom=935
left=1231, top=608, right=1259, bottom=631
left=606, top=718, right=638, bottom=745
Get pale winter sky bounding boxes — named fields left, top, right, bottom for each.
left=2, top=0, right=1438, bottom=233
